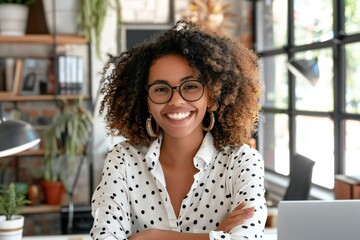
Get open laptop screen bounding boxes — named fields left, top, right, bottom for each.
left=277, top=200, right=360, bottom=240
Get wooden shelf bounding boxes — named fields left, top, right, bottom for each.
left=21, top=204, right=61, bottom=215
left=0, top=35, right=88, bottom=45
left=0, top=95, right=90, bottom=101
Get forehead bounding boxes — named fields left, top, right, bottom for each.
left=148, top=55, right=196, bottom=84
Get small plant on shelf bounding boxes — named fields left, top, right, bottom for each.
left=42, top=99, right=92, bottom=205
left=0, top=183, right=30, bottom=220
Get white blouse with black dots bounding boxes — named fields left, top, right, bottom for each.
left=90, top=133, right=267, bottom=240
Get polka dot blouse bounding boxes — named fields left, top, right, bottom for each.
left=90, top=133, right=267, bottom=239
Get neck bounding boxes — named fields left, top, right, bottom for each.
left=160, top=131, right=205, bottom=168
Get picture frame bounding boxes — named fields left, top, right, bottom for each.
left=0, top=58, right=23, bottom=97
left=20, top=58, right=51, bottom=96
left=120, top=24, right=170, bottom=52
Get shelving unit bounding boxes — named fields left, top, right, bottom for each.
left=0, top=95, right=90, bottom=101
left=0, top=35, right=88, bottom=44
left=0, top=33, right=93, bottom=219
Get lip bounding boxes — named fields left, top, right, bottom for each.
left=166, top=111, right=192, bottom=120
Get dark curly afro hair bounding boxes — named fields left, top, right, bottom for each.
left=99, top=20, right=262, bottom=151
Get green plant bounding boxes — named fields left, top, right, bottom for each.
left=44, top=100, right=93, bottom=183
left=0, top=0, right=36, bottom=5
left=0, top=183, right=30, bottom=220
left=79, top=0, right=121, bottom=58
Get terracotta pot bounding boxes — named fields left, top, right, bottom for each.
left=41, top=181, right=64, bottom=205
left=28, top=185, right=41, bottom=205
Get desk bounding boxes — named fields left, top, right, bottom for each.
left=264, top=228, right=277, bottom=240
left=23, top=235, right=91, bottom=240
left=23, top=231, right=277, bottom=240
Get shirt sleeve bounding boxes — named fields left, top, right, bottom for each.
left=210, top=146, right=268, bottom=240
left=90, top=146, right=132, bottom=240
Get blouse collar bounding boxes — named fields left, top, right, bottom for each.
left=144, top=132, right=218, bottom=172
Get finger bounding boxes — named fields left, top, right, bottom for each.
left=228, top=206, right=255, bottom=219
left=233, top=201, right=246, bottom=210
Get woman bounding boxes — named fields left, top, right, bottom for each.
left=91, top=20, right=267, bottom=240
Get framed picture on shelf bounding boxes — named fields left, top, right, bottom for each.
left=20, top=58, right=51, bottom=96
left=0, top=58, right=23, bottom=97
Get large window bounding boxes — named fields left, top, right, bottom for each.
left=255, top=0, right=360, bottom=189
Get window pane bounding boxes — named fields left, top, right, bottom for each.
left=345, top=42, right=360, bottom=113
left=296, top=116, right=334, bottom=188
left=261, top=55, right=288, bottom=109
left=259, top=113, right=289, bottom=175
left=256, top=0, right=287, bottom=51
left=345, top=0, right=360, bottom=34
left=294, top=48, right=333, bottom=111
left=294, top=0, right=333, bottom=46
left=345, top=120, right=360, bottom=175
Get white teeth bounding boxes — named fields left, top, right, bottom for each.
left=166, top=112, right=191, bottom=120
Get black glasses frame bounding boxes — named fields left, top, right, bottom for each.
left=145, top=80, right=207, bottom=104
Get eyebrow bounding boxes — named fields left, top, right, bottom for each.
left=151, top=75, right=196, bottom=84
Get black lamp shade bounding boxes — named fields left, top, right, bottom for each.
left=0, top=119, right=40, bottom=158
left=287, top=59, right=320, bottom=86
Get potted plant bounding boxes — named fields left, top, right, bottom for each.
left=0, top=0, right=36, bottom=36
left=0, top=183, right=30, bottom=240
left=42, top=99, right=93, bottom=205
left=42, top=0, right=120, bottom=58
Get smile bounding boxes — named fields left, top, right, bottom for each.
left=166, top=112, right=191, bottom=120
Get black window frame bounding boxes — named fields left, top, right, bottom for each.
left=252, top=0, right=360, bottom=191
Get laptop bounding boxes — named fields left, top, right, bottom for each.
left=277, top=200, right=360, bottom=240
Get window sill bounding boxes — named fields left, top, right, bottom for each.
left=264, top=170, right=334, bottom=204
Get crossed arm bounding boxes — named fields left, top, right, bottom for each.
left=129, top=201, right=255, bottom=240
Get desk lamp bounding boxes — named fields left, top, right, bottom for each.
left=0, top=103, right=40, bottom=158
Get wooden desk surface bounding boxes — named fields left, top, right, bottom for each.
left=23, top=230, right=277, bottom=240
left=23, top=235, right=90, bottom=240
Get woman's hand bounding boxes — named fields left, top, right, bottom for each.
left=129, top=229, right=156, bottom=240
left=216, top=201, right=255, bottom=233
left=129, top=229, right=209, bottom=240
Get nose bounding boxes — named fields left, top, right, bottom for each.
left=168, top=87, right=185, bottom=105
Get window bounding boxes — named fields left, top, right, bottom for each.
left=254, top=0, right=360, bottom=189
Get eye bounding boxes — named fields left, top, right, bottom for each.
left=181, top=81, right=201, bottom=91
left=153, top=84, right=170, bottom=93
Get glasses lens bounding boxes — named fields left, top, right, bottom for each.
left=180, top=80, right=204, bottom=101
left=148, top=83, right=172, bottom=103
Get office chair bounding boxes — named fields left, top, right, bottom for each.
left=283, top=154, right=315, bottom=200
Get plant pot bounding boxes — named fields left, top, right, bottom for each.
left=0, top=215, right=24, bottom=240
left=42, top=0, right=80, bottom=35
left=0, top=4, right=29, bottom=36
left=41, top=181, right=64, bottom=205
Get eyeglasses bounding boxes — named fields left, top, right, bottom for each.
left=145, top=80, right=206, bottom=104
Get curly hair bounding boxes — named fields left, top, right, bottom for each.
left=99, top=20, right=262, bottom=151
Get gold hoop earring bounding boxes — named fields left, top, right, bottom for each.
left=146, top=114, right=159, bottom=138
left=203, top=111, right=215, bottom=132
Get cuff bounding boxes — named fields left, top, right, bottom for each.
left=209, top=231, right=231, bottom=240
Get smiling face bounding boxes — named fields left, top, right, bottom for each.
left=147, top=54, right=209, bottom=140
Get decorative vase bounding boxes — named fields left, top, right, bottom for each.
left=41, top=181, right=64, bottom=205
left=42, top=0, right=80, bottom=35
left=0, top=4, right=29, bottom=36
left=0, top=215, right=24, bottom=240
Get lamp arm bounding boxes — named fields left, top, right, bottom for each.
left=0, top=102, right=3, bottom=120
